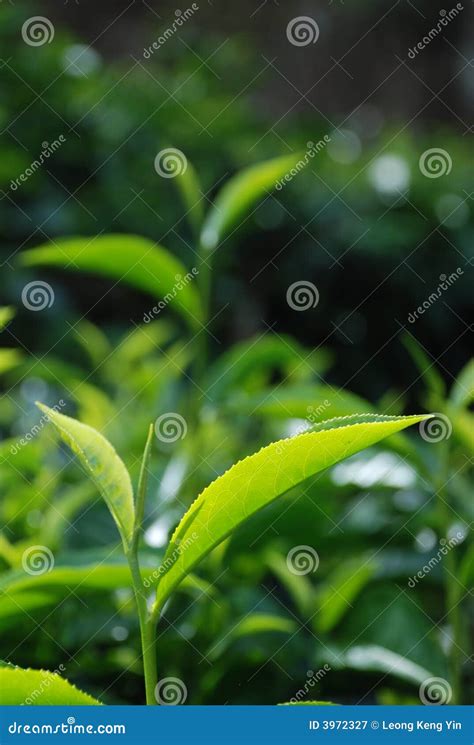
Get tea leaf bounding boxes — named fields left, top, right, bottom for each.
left=200, top=153, right=303, bottom=252
left=154, top=414, right=429, bottom=611
left=21, top=235, right=203, bottom=328
left=0, top=307, right=15, bottom=332
left=0, top=663, right=101, bottom=705
left=37, top=404, right=135, bottom=549
left=174, top=159, right=204, bottom=238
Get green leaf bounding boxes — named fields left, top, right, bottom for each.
left=209, top=613, right=296, bottom=660
left=0, top=348, right=23, bottom=375
left=450, top=358, right=474, bottom=408
left=0, top=306, right=15, bottom=332
left=0, top=663, right=101, bottom=705
left=279, top=701, right=335, bottom=706
left=20, top=235, right=203, bottom=328
left=154, top=414, right=429, bottom=611
left=200, top=153, right=304, bottom=252
left=206, top=334, right=325, bottom=401
left=37, top=403, right=135, bottom=549
left=314, top=557, right=377, bottom=633
left=174, top=159, right=205, bottom=238
left=331, top=645, right=433, bottom=686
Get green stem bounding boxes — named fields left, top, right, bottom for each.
left=127, top=553, right=158, bottom=705
left=435, top=440, right=463, bottom=704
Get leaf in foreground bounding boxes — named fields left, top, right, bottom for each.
left=37, top=404, right=135, bottom=550
left=0, top=663, right=101, bottom=705
left=154, top=414, right=429, bottom=611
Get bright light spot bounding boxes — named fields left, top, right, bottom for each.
left=368, top=154, right=410, bottom=195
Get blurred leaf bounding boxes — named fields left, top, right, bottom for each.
left=200, top=153, right=304, bottom=252
left=403, top=334, right=445, bottom=401
left=331, top=645, right=433, bottom=686
left=314, top=557, right=377, bottom=633
left=37, top=404, right=135, bottom=549
left=155, top=414, right=429, bottom=611
left=450, top=359, right=474, bottom=408
left=174, top=158, right=204, bottom=238
left=21, top=235, right=203, bottom=328
left=279, top=701, right=335, bottom=706
left=73, top=320, right=112, bottom=368
left=265, top=550, right=314, bottom=617
left=206, top=334, right=324, bottom=401
left=209, top=613, right=296, bottom=660
left=0, top=307, right=15, bottom=332
left=0, top=349, right=23, bottom=375
left=0, top=663, right=101, bottom=705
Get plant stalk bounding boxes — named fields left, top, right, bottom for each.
left=127, top=553, right=158, bottom=705
left=435, top=439, right=463, bottom=704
